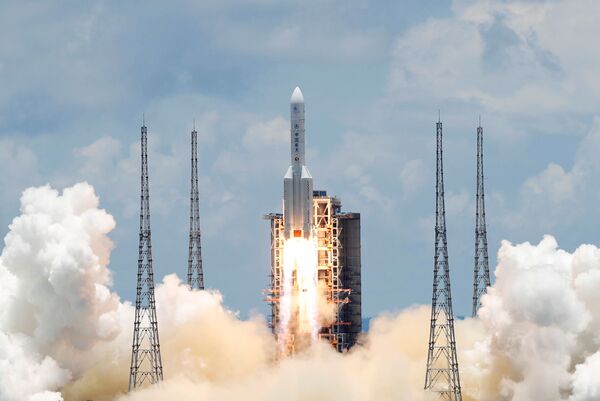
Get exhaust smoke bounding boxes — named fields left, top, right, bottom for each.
left=2, top=183, right=600, bottom=401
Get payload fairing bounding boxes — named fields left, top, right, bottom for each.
left=283, top=87, right=313, bottom=240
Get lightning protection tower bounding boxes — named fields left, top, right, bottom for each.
left=472, top=120, right=490, bottom=317
left=188, top=125, right=204, bottom=290
left=424, top=118, right=462, bottom=401
left=129, top=122, right=164, bottom=391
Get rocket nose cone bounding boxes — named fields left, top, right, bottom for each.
left=291, top=86, right=304, bottom=104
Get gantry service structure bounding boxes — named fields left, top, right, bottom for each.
left=265, top=191, right=361, bottom=354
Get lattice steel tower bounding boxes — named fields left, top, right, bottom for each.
left=472, top=120, right=490, bottom=317
left=188, top=125, right=204, bottom=290
left=129, top=122, right=164, bottom=391
left=424, top=118, right=462, bottom=401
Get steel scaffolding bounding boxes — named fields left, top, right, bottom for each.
left=313, top=195, right=350, bottom=352
left=188, top=126, right=204, bottom=290
left=264, top=192, right=360, bottom=354
left=472, top=121, right=490, bottom=317
left=424, top=119, right=462, bottom=401
left=129, top=123, right=164, bottom=391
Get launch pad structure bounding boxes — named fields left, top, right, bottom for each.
left=265, top=191, right=361, bottom=353
left=122, top=90, right=487, bottom=397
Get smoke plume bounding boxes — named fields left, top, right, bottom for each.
left=1, top=183, right=600, bottom=401
left=0, top=183, right=121, bottom=400
left=462, top=236, right=600, bottom=401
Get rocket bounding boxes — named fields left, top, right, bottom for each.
left=284, top=86, right=313, bottom=240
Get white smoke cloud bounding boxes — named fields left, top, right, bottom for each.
left=114, top=306, right=436, bottom=401
left=0, top=183, right=120, bottom=401
left=462, top=236, right=600, bottom=401
left=0, top=332, right=69, bottom=401
left=2, top=182, right=600, bottom=401
left=0, top=181, right=276, bottom=401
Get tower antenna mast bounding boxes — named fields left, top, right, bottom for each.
left=129, top=122, right=164, bottom=390
left=472, top=119, right=490, bottom=317
left=188, top=124, right=204, bottom=289
left=424, top=118, right=462, bottom=401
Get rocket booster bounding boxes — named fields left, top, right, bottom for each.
left=284, top=87, right=313, bottom=240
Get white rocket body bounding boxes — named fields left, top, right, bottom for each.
left=284, top=87, right=313, bottom=240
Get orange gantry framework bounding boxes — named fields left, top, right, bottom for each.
left=264, top=195, right=353, bottom=352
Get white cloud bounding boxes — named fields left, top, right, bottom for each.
left=498, top=117, right=600, bottom=231
left=0, top=139, right=38, bottom=180
left=446, top=189, right=472, bottom=217
left=213, top=115, right=288, bottom=180
left=399, top=159, right=426, bottom=195
left=74, top=136, right=122, bottom=176
left=315, top=131, right=401, bottom=214
left=388, top=0, right=600, bottom=116
left=522, top=163, right=575, bottom=205
left=0, top=139, right=41, bottom=216
left=243, top=116, right=288, bottom=149
left=212, top=9, right=385, bottom=61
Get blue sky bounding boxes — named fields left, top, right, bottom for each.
left=0, top=0, right=598, bottom=319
